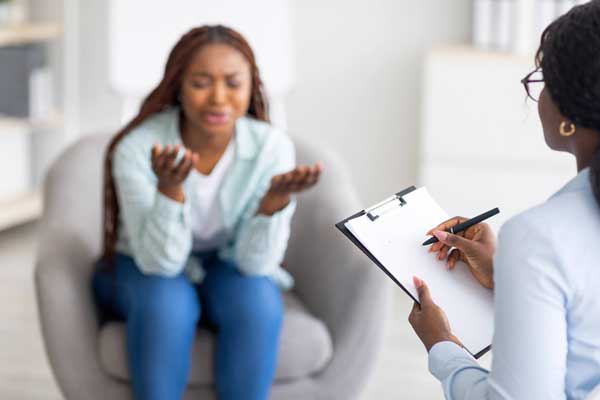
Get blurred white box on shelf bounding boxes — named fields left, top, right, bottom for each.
left=0, top=118, right=31, bottom=199
left=473, top=0, right=494, bottom=49
left=495, top=0, right=514, bottom=51
left=29, top=66, right=54, bottom=120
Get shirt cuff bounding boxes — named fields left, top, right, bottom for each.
left=153, top=191, right=185, bottom=220
left=428, top=341, right=478, bottom=382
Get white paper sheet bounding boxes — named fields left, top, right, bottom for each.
left=345, top=187, right=494, bottom=357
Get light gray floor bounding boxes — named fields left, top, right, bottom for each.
left=0, top=222, right=491, bottom=399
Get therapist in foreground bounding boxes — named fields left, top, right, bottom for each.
left=409, top=2, right=600, bottom=399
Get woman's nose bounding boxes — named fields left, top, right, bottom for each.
left=210, top=83, right=227, bottom=104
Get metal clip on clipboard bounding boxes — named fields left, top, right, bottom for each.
left=365, top=186, right=416, bottom=221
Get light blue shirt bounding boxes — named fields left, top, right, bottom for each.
left=112, top=108, right=296, bottom=289
left=428, top=168, right=600, bottom=399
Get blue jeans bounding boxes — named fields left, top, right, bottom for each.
left=92, top=253, right=283, bottom=400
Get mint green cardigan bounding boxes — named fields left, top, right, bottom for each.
left=112, top=108, right=296, bottom=289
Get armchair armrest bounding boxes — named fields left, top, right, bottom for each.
left=34, top=229, right=129, bottom=399
left=286, top=140, right=392, bottom=399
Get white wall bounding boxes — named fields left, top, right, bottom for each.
left=286, top=0, right=472, bottom=205
left=77, top=1, right=123, bottom=136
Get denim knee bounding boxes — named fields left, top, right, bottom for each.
left=129, top=275, right=201, bottom=327
left=216, top=276, right=283, bottom=328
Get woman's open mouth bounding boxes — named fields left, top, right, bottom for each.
left=203, top=112, right=230, bottom=125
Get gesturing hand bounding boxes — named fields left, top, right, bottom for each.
left=257, top=163, right=323, bottom=216
left=426, top=217, right=496, bottom=289
left=151, top=143, right=198, bottom=203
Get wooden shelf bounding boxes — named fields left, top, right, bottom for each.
left=0, top=23, right=61, bottom=47
left=429, top=44, right=535, bottom=64
left=0, top=112, right=63, bottom=132
left=0, top=190, right=42, bottom=230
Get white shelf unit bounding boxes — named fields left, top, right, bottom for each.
left=419, top=45, right=575, bottom=231
left=0, top=21, right=66, bottom=230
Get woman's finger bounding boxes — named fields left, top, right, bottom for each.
left=151, top=145, right=161, bottom=171
left=437, top=244, right=451, bottom=261
left=164, top=145, right=181, bottom=172
left=293, top=166, right=310, bottom=183
left=447, top=249, right=461, bottom=270
left=155, top=144, right=172, bottom=172
left=270, top=174, right=284, bottom=192
left=413, top=276, right=434, bottom=308
left=173, top=150, right=192, bottom=179
left=429, top=240, right=445, bottom=253
left=304, top=165, right=321, bottom=184
left=281, top=170, right=296, bottom=186
left=151, top=143, right=161, bottom=162
left=179, top=155, right=196, bottom=180
left=300, top=167, right=322, bottom=189
left=280, top=168, right=303, bottom=192
left=302, top=174, right=319, bottom=190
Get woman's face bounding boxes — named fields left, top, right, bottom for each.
left=179, top=43, right=252, bottom=136
left=538, top=86, right=570, bottom=152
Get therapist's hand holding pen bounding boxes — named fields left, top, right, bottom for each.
left=426, top=217, right=496, bottom=289
left=409, top=216, right=498, bottom=352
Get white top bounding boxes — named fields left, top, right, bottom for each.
left=428, top=168, right=600, bottom=400
left=190, top=139, right=235, bottom=252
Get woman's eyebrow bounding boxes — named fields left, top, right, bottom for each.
left=189, top=71, right=242, bottom=78
left=190, top=71, right=212, bottom=77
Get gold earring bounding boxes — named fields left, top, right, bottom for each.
left=559, top=121, right=576, bottom=137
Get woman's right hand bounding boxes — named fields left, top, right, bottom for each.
left=151, top=143, right=198, bottom=203
left=426, top=217, right=496, bottom=289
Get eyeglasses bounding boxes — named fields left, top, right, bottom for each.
left=521, top=68, right=545, bottom=102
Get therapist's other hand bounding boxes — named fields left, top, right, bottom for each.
left=257, top=163, right=323, bottom=216
left=409, top=276, right=462, bottom=352
left=151, top=143, right=198, bottom=203
left=426, top=217, right=496, bottom=289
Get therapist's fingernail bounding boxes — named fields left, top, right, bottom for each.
left=433, top=230, right=448, bottom=241
left=413, top=276, right=422, bottom=288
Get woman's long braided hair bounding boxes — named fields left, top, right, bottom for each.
left=536, top=0, right=600, bottom=204
left=100, top=25, right=269, bottom=264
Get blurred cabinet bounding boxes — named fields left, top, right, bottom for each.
left=419, top=46, right=574, bottom=231
left=0, top=23, right=63, bottom=230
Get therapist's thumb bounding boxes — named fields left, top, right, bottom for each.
left=433, top=230, right=476, bottom=253
left=413, top=276, right=433, bottom=308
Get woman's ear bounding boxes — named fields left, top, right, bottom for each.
left=559, top=120, right=577, bottom=137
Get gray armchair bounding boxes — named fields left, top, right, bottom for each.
left=35, top=133, right=390, bottom=400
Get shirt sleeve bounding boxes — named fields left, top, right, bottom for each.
left=112, top=139, right=192, bottom=276
left=231, top=134, right=296, bottom=287
left=428, top=216, right=570, bottom=400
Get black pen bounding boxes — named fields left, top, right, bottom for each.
left=422, top=208, right=500, bottom=246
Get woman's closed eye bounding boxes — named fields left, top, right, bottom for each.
left=227, top=79, right=241, bottom=89
left=191, top=79, right=211, bottom=89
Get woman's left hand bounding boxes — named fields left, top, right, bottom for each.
left=257, top=163, right=323, bottom=216
left=408, top=276, right=463, bottom=352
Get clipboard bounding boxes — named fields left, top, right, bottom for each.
left=336, top=186, right=420, bottom=304
left=335, top=186, right=492, bottom=359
